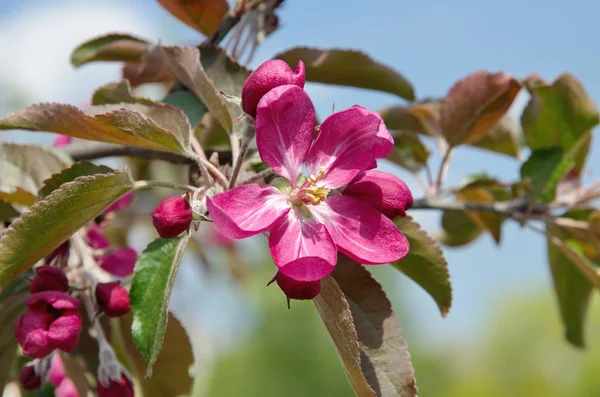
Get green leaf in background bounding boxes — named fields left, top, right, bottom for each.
left=153, top=46, right=234, bottom=134
left=118, top=313, right=194, bottom=397
left=547, top=222, right=597, bottom=347
left=162, top=91, right=207, bottom=128
left=157, top=0, right=229, bottom=37
left=468, top=116, right=522, bottom=159
left=0, top=169, right=134, bottom=289
left=71, top=33, right=150, bottom=67
left=0, top=102, right=193, bottom=155
left=393, top=217, right=452, bottom=316
left=0, top=143, right=71, bottom=206
left=0, top=278, right=28, bottom=391
left=520, top=148, right=574, bottom=203
left=387, top=131, right=430, bottom=172
left=521, top=73, right=599, bottom=170
left=315, top=256, right=418, bottom=397
left=275, top=47, right=415, bottom=101
left=440, top=70, right=522, bottom=146
left=130, top=235, right=190, bottom=376
left=0, top=201, right=19, bottom=222
left=435, top=210, right=483, bottom=247
left=455, top=176, right=512, bottom=244
left=38, top=162, right=114, bottom=199
left=91, top=80, right=155, bottom=106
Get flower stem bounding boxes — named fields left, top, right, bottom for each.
left=228, top=121, right=255, bottom=188
left=435, top=147, right=454, bottom=191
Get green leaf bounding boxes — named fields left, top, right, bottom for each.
left=157, top=0, right=229, bottom=37
left=393, top=217, right=452, bottom=316
left=314, top=256, right=417, bottom=397
left=387, top=131, right=430, bottom=172
left=547, top=224, right=598, bottom=347
left=162, top=91, right=207, bottom=128
left=118, top=313, right=194, bottom=397
left=130, top=236, right=189, bottom=376
left=92, top=80, right=154, bottom=106
left=0, top=143, right=71, bottom=206
left=153, top=46, right=234, bottom=134
left=0, top=278, right=28, bottom=391
left=275, top=47, right=415, bottom=101
left=71, top=33, right=150, bottom=67
left=440, top=70, right=522, bottom=146
left=436, top=210, right=483, bottom=247
left=0, top=102, right=192, bottom=155
left=468, top=116, right=522, bottom=158
left=38, top=162, right=114, bottom=199
left=0, top=200, right=19, bottom=222
left=0, top=169, right=134, bottom=289
left=521, top=73, right=599, bottom=170
left=521, top=148, right=574, bottom=203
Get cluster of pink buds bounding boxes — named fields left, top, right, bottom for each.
left=205, top=59, right=413, bottom=303
left=15, top=192, right=136, bottom=394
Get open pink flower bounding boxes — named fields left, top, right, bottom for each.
left=208, top=85, right=409, bottom=283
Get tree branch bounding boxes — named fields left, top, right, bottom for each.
left=65, top=143, right=233, bottom=165
left=411, top=197, right=532, bottom=216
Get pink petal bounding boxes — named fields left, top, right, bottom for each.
left=26, top=291, right=80, bottom=310
left=104, top=192, right=134, bottom=214
left=100, top=247, right=137, bottom=277
left=52, top=135, right=73, bottom=148
left=49, top=353, right=67, bottom=386
left=86, top=224, right=110, bottom=249
left=318, top=195, right=409, bottom=264
left=54, top=378, right=80, bottom=397
left=305, top=106, right=394, bottom=189
left=207, top=184, right=290, bottom=239
left=47, top=310, right=82, bottom=353
left=268, top=209, right=336, bottom=282
left=15, top=311, right=54, bottom=358
left=255, top=85, right=315, bottom=183
left=343, top=170, right=413, bottom=218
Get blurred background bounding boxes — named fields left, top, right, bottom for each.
left=2, top=1, right=600, bottom=396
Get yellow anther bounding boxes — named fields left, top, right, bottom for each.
left=304, top=184, right=330, bottom=205
left=308, top=167, right=327, bottom=185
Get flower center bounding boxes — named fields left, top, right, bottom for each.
left=301, top=168, right=329, bottom=206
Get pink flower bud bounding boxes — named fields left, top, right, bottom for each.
left=30, top=266, right=69, bottom=293
left=49, top=352, right=67, bottom=386
left=241, top=60, right=305, bottom=117
left=152, top=196, right=192, bottom=238
left=97, top=375, right=134, bottom=397
left=99, top=247, right=137, bottom=278
left=15, top=291, right=82, bottom=358
left=52, top=135, right=73, bottom=148
left=275, top=272, right=321, bottom=300
left=95, top=282, right=131, bottom=317
left=20, top=365, right=42, bottom=390
left=55, top=378, right=80, bottom=397
left=343, top=170, right=413, bottom=219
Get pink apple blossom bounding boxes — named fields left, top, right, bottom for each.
left=208, top=85, right=409, bottom=285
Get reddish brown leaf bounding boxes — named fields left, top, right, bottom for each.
left=441, top=71, right=522, bottom=146
left=158, top=0, right=229, bottom=37
left=71, top=33, right=150, bottom=67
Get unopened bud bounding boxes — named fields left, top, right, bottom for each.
left=19, top=365, right=42, bottom=390
left=30, top=266, right=69, bottom=293
left=95, top=282, right=131, bottom=318
left=152, top=196, right=193, bottom=238
left=273, top=272, right=321, bottom=300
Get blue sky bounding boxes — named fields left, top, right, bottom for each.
left=1, top=0, right=599, bottom=351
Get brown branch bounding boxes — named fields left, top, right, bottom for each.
left=411, top=197, right=533, bottom=216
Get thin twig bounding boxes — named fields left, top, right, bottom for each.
left=199, top=158, right=229, bottom=187
left=134, top=180, right=197, bottom=193
left=191, top=137, right=214, bottom=185
left=238, top=167, right=274, bottom=185
left=435, top=147, right=454, bottom=191
left=411, top=197, right=530, bottom=216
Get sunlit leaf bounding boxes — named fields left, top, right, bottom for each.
left=38, top=162, right=114, bottom=199
left=118, top=313, right=194, bottom=397
left=0, top=102, right=192, bottom=155
left=157, top=0, right=229, bottom=37
left=393, top=216, right=452, bottom=316
left=276, top=47, right=415, bottom=100
left=522, top=73, right=599, bottom=170
left=92, top=80, right=154, bottom=106
left=521, top=148, right=574, bottom=203
left=130, top=236, right=190, bottom=376
left=315, top=256, right=418, bottom=397
left=440, top=70, right=521, bottom=147
left=0, top=144, right=71, bottom=206
left=0, top=170, right=134, bottom=289
left=71, top=33, right=150, bottom=67
left=436, top=210, right=483, bottom=247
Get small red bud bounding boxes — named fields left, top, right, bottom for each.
left=19, top=365, right=42, bottom=390
left=152, top=196, right=192, bottom=238
left=30, top=266, right=69, bottom=293
left=241, top=59, right=305, bottom=117
left=97, top=375, right=134, bottom=397
left=275, top=272, right=321, bottom=300
left=95, top=282, right=131, bottom=318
